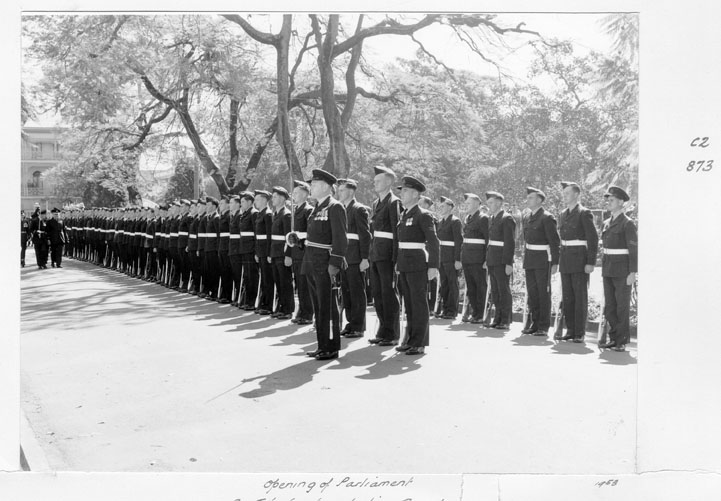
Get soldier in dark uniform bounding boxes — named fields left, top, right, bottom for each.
left=167, top=202, right=181, bottom=286
left=368, top=165, right=402, bottom=345
left=521, top=187, right=561, bottom=336
left=436, top=196, right=463, bottom=319
left=394, top=177, right=440, bottom=355
left=177, top=200, right=192, bottom=291
left=186, top=200, right=201, bottom=294
left=31, top=210, right=50, bottom=269
left=557, top=181, right=599, bottom=342
left=599, top=186, right=638, bottom=352
left=238, top=192, right=259, bottom=309
left=303, top=169, right=348, bottom=360
left=228, top=195, right=243, bottom=305
left=336, top=178, right=371, bottom=337
left=217, top=196, right=234, bottom=303
left=460, top=193, right=489, bottom=323
left=269, top=187, right=294, bottom=319
left=288, top=181, right=314, bottom=324
left=253, top=190, right=274, bottom=315
left=419, top=196, right=440, bottom=316
left=47, top=207, right=67, bottom=268
left=21, top=210, right=31, bottom=267
left=204, top=197, right=221, bottom=300
left=485, top=191, right=516, bottom=329
left=196, top=201, right=208, bottom=294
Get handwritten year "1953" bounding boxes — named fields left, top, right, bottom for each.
left=595, top=479, right=619, bottom=487
left=687, top=160, right=714, bottom=172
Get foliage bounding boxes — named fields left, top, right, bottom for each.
left=162, top=154, right=197, bottom=204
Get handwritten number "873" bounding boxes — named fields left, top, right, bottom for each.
left=687, top=160, right=714, bottom=172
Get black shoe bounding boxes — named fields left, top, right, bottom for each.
left=51, top=263, right=56, bottom=268
left=471, top=317, right=484, bottom=324
left=296, top=318, right=313, bottom=325
left=179, top=288, right=188, bottom=293
left=218, top=298, right=231, bottom=304
left=521, top=327, right=537, bottom=335
left=533, top=330, right=548, bottom=337
left=378, top=340, right=397, bottom=346
left=56, top=265, right=62, bottom=268
left=276, top=313, right=292, bottom=320
left=461, top=316, right=471, bottom=323
left=243, top=305, right=256, bottom=311
left=306, top=349, right=321, bottom=357
left=395, top=345, right=411, bottom=352
left=345, top=331, right=364, bottom=338
left=257, top=309, right=272, bottom=315
left=441, top=314, right=457, bottom=320
left=270, top=312, right=281, bottom=318
left=494, top=323, right=510, bottom=330
left=488, top=322, right=499, bottom=328
left=368, top=338, right=383, bottom=344
left=573, top=337, right=585, bottom=343
left=405, top=347, right=425, bottom=355
left=315, top=351, right=339, bottom=360
left=561, top=334, right=575, bottom=341
left=612, top=344, right=626, bottom=352
left=290, top=317, right=300, bottom=324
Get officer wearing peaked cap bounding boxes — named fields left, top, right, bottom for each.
left=254, top=190, right=274, bottom=314
left=557, top=181, right=599, bottom=342
left=418, top=195, right=439, bottom=315
left=368, top=165, right=403, bottom=345
left=303, top=169, right=348, bottom=360
left=436, top=195, right=463, bottom=319
left=485, top=191, right=516, bottom=329
left=238, top=191, right=259, bottom=310
left=270, top=186, right=294, bottom=319
left=394, top=176, right=440, bottom=354
left=460, top=192, right=489, bottom=323
left=522, top=187, right=561, bottom=336
left=599, top=186, right=637, bottom=351
left=47, top=207, right=67, bottom=268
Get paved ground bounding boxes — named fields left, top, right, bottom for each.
left=20, top=259, right=637, bottom=474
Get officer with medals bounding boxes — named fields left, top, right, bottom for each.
left=485, top=191, right=516, bottom=329
left=289, top=181, right=314, bottom=325
left=419, top=196, right=440, bottom=316
left=47, top=207, right=67, bottom=268
left=253, top=190, right=274, bottom=315
left=238, top=191, right=259, bottom=310
left=521, top=187, right=561, bottom=336
left=394, top=176, right=440, bottom=355
left=368, top=165, right=402, bottom=345
left=303, top=169, right=348, bottom=361
left=336, top=178, right=372, bottom=338
left=557, top=181, right=599, bottom=342
left=460, top=193, right=489, bottom=323
left=269, top=187, right=294, bottom=319
left=599, top=186, right=638, bottom=352
left=435, top=196, right=463, bottom=319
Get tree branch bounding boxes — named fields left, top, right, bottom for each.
left=124, top=104, right=173, bottom=150
left=220, top=14, right=279, bottom=46
left=410, top=33, right=457, bottom=81
left=332, top=15, right=440, bottom=58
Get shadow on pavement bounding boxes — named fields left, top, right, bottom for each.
left=598, top=350, right=637, bottom=365
left=235, top=358, right=334, bottom=399
left=511, top=335, right=554, bottom=347
left=325, top=345, right=387, bottom=370
left=355, top=351, right=422, bottom=380
left=550, top=341, right=595, bottom=355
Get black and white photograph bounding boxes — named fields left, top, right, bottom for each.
left=3, top=1, right=721, bottom=499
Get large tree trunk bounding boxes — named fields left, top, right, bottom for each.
left=226, top=97, right=241, bottom=189
left=275, top=15, right=304, bottom=182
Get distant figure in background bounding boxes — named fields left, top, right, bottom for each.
left=21, top=210, right=31, bottom=267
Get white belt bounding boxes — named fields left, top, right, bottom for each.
left=220, top=232, right=230, bottom=237
left=374, top=230, right=393, bottom=239
left=604, top=248, right=629, bottom=255
left=561, top=239, right=587, bottom=247
left=230, top=235, right=240, bottom=239
left=306, top=240, right=331, bottom=250
left=197, top=233, right=206, bottom=238
left=440, top=240, right=455, bottom=246
left=272, top=235, right=285, bottom=241
left=240, top=232, right=254, bottom=237
left=463, top=238, right=485, bottom=245
left=525, top=244, right=550, bottom=251
left=206, top=233, right=217, bottom=238
left=488, top=240, right=504, bottom=247
left=189, top=235, right=197, bottom=239
left=169, top=232, right=178, bottom=237
left=399, top=242, right=425, bottom=250
left=256, top=235, right=267, bottom=240
left=295, top=232, right=307, bottom=239
left=347, top=233, right=359, bottom=240
left=178, top=232, right=189, bottom=236
left=144, top=234, right=153, bottom=239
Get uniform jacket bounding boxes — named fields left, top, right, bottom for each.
left=187, top=216, right=199, bottom=252
left=178, top=214, right=191, bottom=249
left=437, top=214, right=463, bottom=263
left=196, top=215, right=207, bottom=252
left=46, top=218, right=66, bottom=245
left=344, top=198, right=372, bottom=265
left=291, top=202, right=313, bottom=261
left=460, top=210, right=489, bottom=264
left=558, top=204, right=599, bottom=274
left=601, top=212, right=638, bottom=277
left=270, top=206, right=292, bottom=259
left=395, top=204, right=440, bottom=273
left=239, top=208, right=257, bottom=255
left=254, top=207, right=272, bottom=258
left=370, top=191, right=402, bottom=263
left=31, top=217, right=49, bottom=246
left=486, top=210, right=516, bottom=266
left=228, top=211, right=241, bottom=256
left=522, top=207, right=561, bottom=269
left=302, top=195, right=347, bottom=270
left=218, top=210, right=231, bottom=252
left=205, top=213, right=220, bottom=252
left=168, top=216, right=180, bottom=249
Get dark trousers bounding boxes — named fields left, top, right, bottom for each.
left=399, top=270, right=430, bottom=347
left=21, top=238, right=27, bottom=265
left=178, top=248, right=190, bottom=287
left=561, top=272, right=589, bottom=338
left=369, top=260, right=400, bottom=341
left=603, top=276, right=632, bottom=346
left=241, top=254, right=259, bottom=307
left=219, top=252, right=233, bottom=300
left=428, top=277, right=438, bottom=313
left=293, top=260, right=313, bottom=321
left=340, top=263, right=367, bottom=332
left=35, top=243, right=49, bottom=266
left=204, top=251, right=221, bottom=297
left=525, top=266, right=552, bottom=331
left=50, top=243, right=64, bottom=266
left=271, top=257, right=294, bottom=314
left=197, top=250, right=205, bottom=289
left=439, top=262, right=460, bottom=316
left=489, top=264, right=512, bottom=324
left=306, top=262, right=341, bottom=353
left=463, top=263, right=487, bottom=319
left=229, top=254, right=243, bottom=301
left=258, top=257, right=274, bottom=310
left=187, top=251, right=200, bottom=291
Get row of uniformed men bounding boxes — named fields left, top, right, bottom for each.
left=61, top=165, right=637, bottom=358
